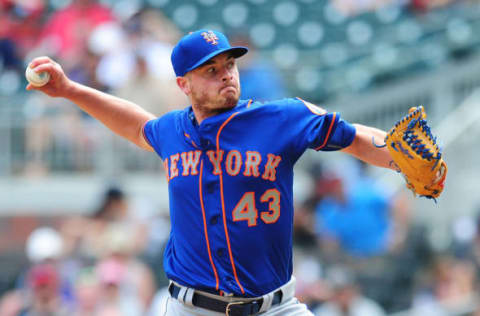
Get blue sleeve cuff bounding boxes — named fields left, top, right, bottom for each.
left=317, top=119, right=356, bottom=151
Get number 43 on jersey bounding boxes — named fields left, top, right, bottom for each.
left=232, top=189, right=280, bottom=227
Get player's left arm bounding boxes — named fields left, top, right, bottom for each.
left=341, top=123, right=397, bottom=170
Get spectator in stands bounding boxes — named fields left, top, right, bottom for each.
left=294, top=199, right=319, bottom=250
left=22, top=226, right=81, bottom=310
left=314, top=163, right=392, bottom=257
left=92, top=186, right=131, bottom=223
left=0, top=0, right=44, bottom=70
left=375, top=192, right=433, bottom=312
left=332, top=192, right=434, bottom=313
left=61, top=187, right=148, bottom=261
left=292, top=161, right=339, bottom=310
left=313, top=266, right=386, bottom=316
left=449, top=208, right=480, bottom=275
left=16, top=263, right=71, bottom=316
left=71, top=268, right=100, bottom=316
left=37, top=0, right=115, bottom=67
left=293, top=249, right=330, bottom=310
left=68, top=48, right=109, bottom=93
left=94, top=258, right=143, bottom=316
left=95, top=223, right=156, bottom=314
left=113, top=10, right=188, bottom=116
left=0, top=38, right=21, bottom=72
left=411, top=255, right=478, bottom=314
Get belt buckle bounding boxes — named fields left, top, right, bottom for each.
left=226, top=301, right=247, bottom=316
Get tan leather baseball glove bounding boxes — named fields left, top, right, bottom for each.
left=383, top=106, right=447, bottom=200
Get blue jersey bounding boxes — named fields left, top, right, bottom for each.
left=143, top=98, right=356, bottom=297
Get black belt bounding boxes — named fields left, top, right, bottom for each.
left=168, top=283, right=283, bottom=316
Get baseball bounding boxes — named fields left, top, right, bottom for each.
left=25, top=65, right=50, bottom=87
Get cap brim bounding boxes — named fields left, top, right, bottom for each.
left=185, top=46, right=248, bottom=75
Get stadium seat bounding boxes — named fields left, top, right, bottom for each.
left=249, top=23, right=277, bottom=48
left=272, top=1, right=300, bottom=27
left=222, top=2, right=250, bottom=28
left=171, top=4, right=199, bottom=30
left=297, top=21, right=325, bottom=48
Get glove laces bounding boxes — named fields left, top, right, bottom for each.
left=404, top=114, right=442, bottom=170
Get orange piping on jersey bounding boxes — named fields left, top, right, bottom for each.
left=216, top=112, right=245, bottom=294
left=184, top=132, right=200, bottom=149
left=314, top=112, right=337, bottom=151
left=246, top=99, right=253, bottom=108
left=191, top=140, right=199, bottom=149
left=199, top=160, right=220, bottom=290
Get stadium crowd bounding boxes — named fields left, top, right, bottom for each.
left=1, top=0, right=480, bottom=315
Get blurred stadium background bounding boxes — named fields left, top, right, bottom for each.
left=1, top=0, right=480, bottom=315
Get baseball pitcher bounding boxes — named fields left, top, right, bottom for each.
left=27, top=30, right=446, bottom=316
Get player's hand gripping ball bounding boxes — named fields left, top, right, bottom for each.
left=25, top=65, right=50, bottom=87
left=383, top=106, right=447, bottom=200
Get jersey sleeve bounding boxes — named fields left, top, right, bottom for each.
left=142, top=112, right=176, bottom=159
left=319, top=118, right=357, bottom=151
left=284, top=98, right=356, bottom=154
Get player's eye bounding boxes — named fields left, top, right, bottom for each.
left=227, top=61, right=234, bottom=68
left=207, top=67, right=216, bottom=73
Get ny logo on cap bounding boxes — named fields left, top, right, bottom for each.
left=201, top=31, right=219, bottom=45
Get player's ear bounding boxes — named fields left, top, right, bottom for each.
left=176, top=76, right=191, bottom=95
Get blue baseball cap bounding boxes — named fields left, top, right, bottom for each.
left=171, top=29, right=248, bottom=77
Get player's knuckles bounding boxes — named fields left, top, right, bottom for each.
left=33, top=65, right=51, bottom=74
left=54, top=64, right=64, bottom=74
left=30, top=56, right=53, bottom=66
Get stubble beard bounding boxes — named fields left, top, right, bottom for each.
left=192, top=88, right=240, bottom=117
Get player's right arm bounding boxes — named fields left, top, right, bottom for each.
left=26, top=56, right=155, bottom=151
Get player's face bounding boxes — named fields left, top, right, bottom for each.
left=182, top=52, right=241, bottom=116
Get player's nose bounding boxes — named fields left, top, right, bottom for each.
left=221, top=67, right=234, bottom=82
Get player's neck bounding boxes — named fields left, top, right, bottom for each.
left=191, top=103, right=236, bottom=125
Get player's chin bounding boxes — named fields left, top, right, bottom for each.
left=218, top=90, right=239, bottom=107
left=223, top=94, right=239, bottom=108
